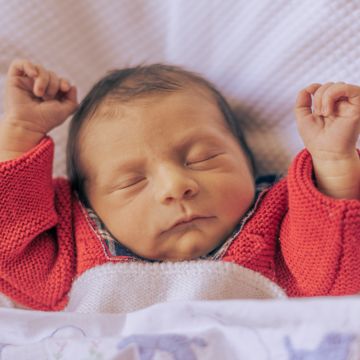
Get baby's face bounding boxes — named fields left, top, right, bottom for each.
left=80, top=88, right=255, bottom=261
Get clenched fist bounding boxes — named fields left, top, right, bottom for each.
left=0, top=59, right=78, bottom=161
left=4, top=59, right=78, bottom=135
left=295, top=82, right=360, bottom=199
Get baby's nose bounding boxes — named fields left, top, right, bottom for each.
left=155, top=165, right=199, bottom=204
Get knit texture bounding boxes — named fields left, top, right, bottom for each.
left=0, top=137, right=359, bottom=310
left=65, top=261, right=286, bottom=313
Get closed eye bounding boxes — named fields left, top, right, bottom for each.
left=186, top=153, right=223, bottom=166
left=113, top=177, right=146, bottom=191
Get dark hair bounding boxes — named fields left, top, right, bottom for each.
left=66, top=64, right=255, bottom=206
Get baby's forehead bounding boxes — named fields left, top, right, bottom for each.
left=105, top=82, right=217, bottom=108
left=79, top=87, right=229, bottom=151
left=88, top=85, right=221, bottom=126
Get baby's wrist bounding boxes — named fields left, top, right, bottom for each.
left=0, top=121, right=45, bottom=161
left=311, top=154, right=360, bottom=199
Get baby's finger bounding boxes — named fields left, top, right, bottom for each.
left=294, top=84, right=321, bottom=118
left=59, top=86, right=78, bottom=116
left=304, top=83, right=322, bottom=95
left=32, top=65, right=50, bottom=97
left=313, top=82, right=334, bottom=115
left=63, top=86, right=78, bottom=105
left=43, top=71, right=60, bottom=100
left=59, top=78, right=71, bottom=92
left=8, top=59, right=39, bottom=78
left=8, top=59, right=38, bottom=78
left=322, top=83, right=360, bottom=115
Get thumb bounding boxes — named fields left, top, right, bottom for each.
left=60, top=86, right=78, bottom=116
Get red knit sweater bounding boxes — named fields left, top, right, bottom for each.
left=0, top=138, right=359, bottom=310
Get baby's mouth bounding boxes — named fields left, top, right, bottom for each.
left=165, top=215, right=216, bottom=234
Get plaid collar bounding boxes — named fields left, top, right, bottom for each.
left=85, top=174, right=280, bottom=262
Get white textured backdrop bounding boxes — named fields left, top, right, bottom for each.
left=0, top=0, right=359, bottom=176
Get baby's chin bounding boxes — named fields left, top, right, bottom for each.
left=138, top=232, right=224, bottom=262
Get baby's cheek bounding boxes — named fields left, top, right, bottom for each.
left=220, top=178, right=255, bottom=219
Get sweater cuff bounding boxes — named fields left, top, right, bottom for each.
left=288, top=149, right=360, bottom=207
left=0, top=136, right=54, bottom=171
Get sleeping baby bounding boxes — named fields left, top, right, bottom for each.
left=0, top=59, right=359, bottom=310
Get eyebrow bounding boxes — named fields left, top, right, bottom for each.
left=106, top=157, right=146, bottom=175
left=175, top=126, right=228, bottom=150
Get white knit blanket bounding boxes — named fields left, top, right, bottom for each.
left=65, top=261, right=286, bottom=313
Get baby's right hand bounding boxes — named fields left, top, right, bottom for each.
left=3, top=59, right=78, bottom=136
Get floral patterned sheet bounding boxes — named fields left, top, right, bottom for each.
left=0, top=297, right=359, bottom=359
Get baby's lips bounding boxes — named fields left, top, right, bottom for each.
left=165, top=215, right=216, bottom=233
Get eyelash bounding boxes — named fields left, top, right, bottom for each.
left=186, top=153, right=221, bottom=166
left=118, top=177, right=146, bottom=190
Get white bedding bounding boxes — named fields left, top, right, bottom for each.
left=0, top=297, right=359, bottom=359
left=0, top=262, right=359, bottom=359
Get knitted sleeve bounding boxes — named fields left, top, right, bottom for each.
left=277, top=149, right=360, bottom=296
left=0, top=137, right=76, bottom=310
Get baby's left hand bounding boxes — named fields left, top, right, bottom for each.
left=295, top=82, right=360, bottom=161
left=295, top=82, right=360, bottom=199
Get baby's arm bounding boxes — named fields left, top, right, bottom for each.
left=0, top=59, right=77, bottom=161
left=295, top=82, right=360, bottom=199
left=0, top=60, right=78, bottom=309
